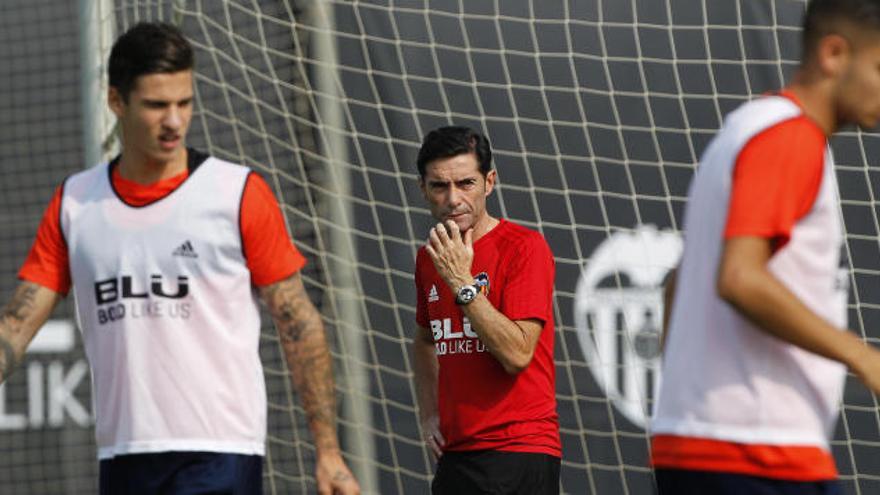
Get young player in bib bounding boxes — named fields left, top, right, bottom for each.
left=0, top=22, right=359, bottom=495
left=412, top=126, right=560, bottom=494
left=652, top=1, right=880, bottom=493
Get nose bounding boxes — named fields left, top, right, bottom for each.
left=163, top=106, right=183, bottom=129
left=448, top=185, right=463, bottom=207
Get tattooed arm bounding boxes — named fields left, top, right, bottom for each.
left=260, top=273, right=360, bottom=495
left=0, top=282, right=61, bottom=383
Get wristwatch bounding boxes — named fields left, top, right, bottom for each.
left=455, top=284, right=479, bottom=305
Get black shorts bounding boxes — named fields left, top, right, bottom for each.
left=655, top=468, right=841, bottom=495
left=99, top=451, right=263, bottom=495
left=432, top=450, right=560, bottom=495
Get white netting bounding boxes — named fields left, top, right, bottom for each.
left=5, top=0, right=880, bottom=493
left=101, top=1, right=880, bottom=494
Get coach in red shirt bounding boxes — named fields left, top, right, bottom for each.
left=412, top=126, right=560, bottom=494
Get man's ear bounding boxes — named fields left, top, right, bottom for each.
left=815, top=33, right=852, bottom=78
left=108, top=86, right=125, bottom=117
left=484, top=169, right=497, bottom=197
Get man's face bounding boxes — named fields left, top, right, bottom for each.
left=834, top=34, right=880, bottom=130
left=420, top=152, right=496, bottom=233
left=109, top=70, right=193, bottom=166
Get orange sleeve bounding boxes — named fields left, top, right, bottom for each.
left=724, top=116, right=826, bottom=249
left=241, top=172, right=307, bottom=287
left=18, top=186, right=70, bottom=294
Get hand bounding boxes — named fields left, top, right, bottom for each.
left=850, top=344, right=880, bottom=396
left=316, top=451, right=360, bottom=495
left=425, top=220, right=474, bottom=291
left=420, top=414, right=445, bottom=461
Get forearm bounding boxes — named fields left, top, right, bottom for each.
left=0, top=282, right=58, bottom=383
left=719, top=264, right=864, bottom=369
left=286, top=321, right=339, bottom=454
left=262, top=276, right=340, bottom=456
left=412, top=335, right=438, bottom=420
left=459, top=296, right=536, bottom=374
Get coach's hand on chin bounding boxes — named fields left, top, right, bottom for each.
left=426, top=220, right=475, bottom=292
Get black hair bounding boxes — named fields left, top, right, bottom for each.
left=803, top=0, right=880, bottom=59
left=108, top=22, right=194, bottom=101
left=416, top=126, right=493, bottom=178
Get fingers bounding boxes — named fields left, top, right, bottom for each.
left=427, top=223, right=449, bottom=253
left=426, top=427, right=446, bottom=459
left=428, top=222, right=468, bottom=249
left=433, top=428, right=446, bottom=447
left=425, top=243, right=438, bottom=261
left=435, top=222, right=451, bottom=242
left=427, top=434, right=443, bottom=460
left=335, top=478, right=361, bottom=495
left=445, top=220, right=461, bottom=242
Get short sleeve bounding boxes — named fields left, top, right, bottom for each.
left=241, top=173, right=307, bottom=286
left=499, top=233, right=554, bottom=323
left=415, top=248, right=429, bottom=328
left=19, top=186, right=70, bottom=294
left=724, top=116, right=826, bottom=249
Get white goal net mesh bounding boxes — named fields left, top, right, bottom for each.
left=4, top=0, right=880, bottom=493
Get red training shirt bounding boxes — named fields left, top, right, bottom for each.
left=415, top=219, right=560, bottom=457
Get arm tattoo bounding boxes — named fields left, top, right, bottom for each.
left=262, top=276, right=340, bottom=452
left=0, top=283, right=40, bottom=381
left=332, top=470, right=352, bottom=482
left=0, top=337, right=15, bottom=384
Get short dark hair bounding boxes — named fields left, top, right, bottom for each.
left=416, top=126, right=493, bottom=178
left=109, top=22, right=194, bottom=101
left=803, top=0, right=880, bottom=59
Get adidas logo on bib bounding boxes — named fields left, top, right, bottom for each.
left=172, top=240, right=198, bottom=258
left=428, top=284, right=439, bottom=302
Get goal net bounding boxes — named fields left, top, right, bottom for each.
left=4, top=0, right=880, bottom=493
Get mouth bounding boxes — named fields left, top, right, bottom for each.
left=158, top=134, right=181, bottom=151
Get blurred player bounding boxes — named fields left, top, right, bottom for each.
left=0, top=22, right=358, bottom=495
left=652, top=0, right=880, bottom=493
left=411, top=126, right=560, bottom=494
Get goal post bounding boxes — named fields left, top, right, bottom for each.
left=310, top=0, right=378, bottom=491
left=79, top=0, right=117, bottom=168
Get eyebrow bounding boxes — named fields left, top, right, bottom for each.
left=141, top=96, right=193, bottom=105
left=427, top=177, right=477, bottom=186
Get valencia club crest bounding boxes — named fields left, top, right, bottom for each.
left=474, top=272, right=490, bottom=296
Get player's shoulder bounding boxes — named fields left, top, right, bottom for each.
left=497, top=219, right=543, bottom=241
left=197, top=154, right=253, bottom=178
left=723, top=94, right=805, bottom=137
left=749, top=115, right=826, bottom=155
left=706, top=95, right=825, bottom=167
left=63, top=161, right=110, bottom=198
left=734, top=93, right=801, bottom=120
left=494, top=219, right=552, bottom=255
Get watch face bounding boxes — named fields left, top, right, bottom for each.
left=456, top=285, right=477, bottom=304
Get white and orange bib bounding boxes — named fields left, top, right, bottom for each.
left=652, top=92, right=847, bottom=480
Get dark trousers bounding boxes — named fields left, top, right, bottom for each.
left=99, top=451, right=263, bottom=495
left=655, top=468, right=841, bottom=495
left=432, top=450, right=560, bottom=495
